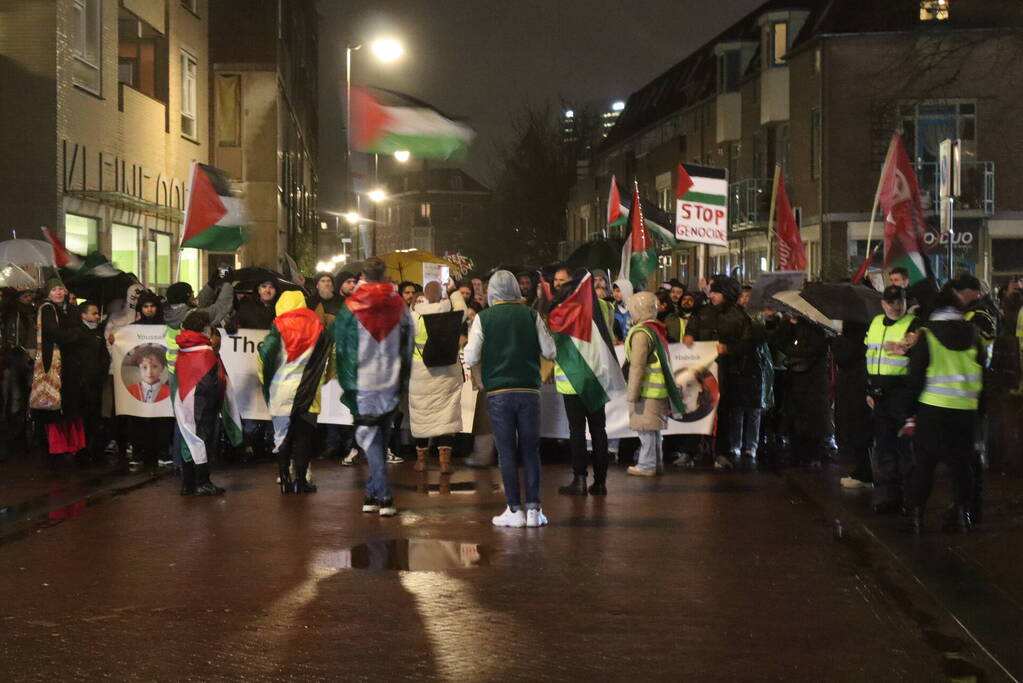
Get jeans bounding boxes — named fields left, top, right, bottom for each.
left=356, top=419, right=393, bottom=501
left=562, top=394, right=608, bottom=482
left=728, top=408, right=761, bottom=457
left=487, top=391, right=541, bottom=510
left=635, top=430, right=663, bottom=473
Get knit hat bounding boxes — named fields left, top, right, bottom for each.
left=44, top=277, right=64, bottom=293
left=166, top=282, right=193, bottom=305
left=336, top=270, right=356, bottom=284
left=709, top=276, right=741, bottom=303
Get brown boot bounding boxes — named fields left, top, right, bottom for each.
left=438, top=446, right=453, bottom=474
left=414, top=447, right=429, bottom=472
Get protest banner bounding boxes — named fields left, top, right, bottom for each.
left=111, top=325, right=174, bottom=418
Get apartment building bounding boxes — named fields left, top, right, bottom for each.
left=0, top=0, right=212, bottom=290
left=568, top=0, right=1023, bottom=286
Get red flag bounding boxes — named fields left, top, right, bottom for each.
left=607, top=176, right=622, bottom=226
left=773, top=166, right=807, bottom=271
left=852, top=244, right=880, bottom=285
left=878, top=133, right=933, bottom=283
left=676, top=163, right=694, bottom=199
left=41, top=227, right=82, bottom=268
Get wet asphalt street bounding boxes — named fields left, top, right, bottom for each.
left=0, top=459, right=1007, bottom=682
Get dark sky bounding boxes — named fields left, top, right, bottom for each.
left=317, top=0, right=764, bottom=211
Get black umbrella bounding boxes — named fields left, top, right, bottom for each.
left=799, top=282, right=882, bottom=323
left=63, top=271, right=139, bottom=308
left=230, top=267, right=304, bottom=294
left=565, top=238, right=623, bottom=273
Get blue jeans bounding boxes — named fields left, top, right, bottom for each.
left=487, top=391, right=541, bottom=510
left=356, top=421, right=393, bottom=501
left=636, top=430, right=663, bottom=473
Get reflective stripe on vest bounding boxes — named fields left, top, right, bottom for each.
left=164, top=325, right=180, bottom=375
left=864, top=314, right=915, bottom=376
left=625, top=325, right=668, bottom=399
left=919, top=328, right=982, bottom=410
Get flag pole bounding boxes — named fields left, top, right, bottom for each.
left=767, top=164, right=780, bottom=270
left=865, top=135, right=896, bottom=265
left=174, top=162, right=198, bottom=284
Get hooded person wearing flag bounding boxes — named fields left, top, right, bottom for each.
left=333, top=257, right=414, bottom=518
left=464, top=270, right=557, bottom=527
left=550, top=267, right=624, bottom=496
left=258, top=290, right=333, bottom=494
left=409, top=280, right=466, bottom=474
left=624, top=291, right=685, bottom=476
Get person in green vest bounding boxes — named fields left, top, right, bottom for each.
left=901, top=286, right=987, bottom=534
left=463, top=270, right=557, bottom=528
left=865, top=285, right=921, bottom=514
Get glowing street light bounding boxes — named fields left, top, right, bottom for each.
left=370, top=38, right=404, bottom=63
left=367, top=188, right=387, bottom=203
left=612, top=100, right=625, bottom=111
left=342, top=211, right=362, bottom=224
left=393, top=150, right=411, bottom=163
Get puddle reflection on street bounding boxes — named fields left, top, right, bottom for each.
left=315, top=539, right=487, bottom=571
left=392, top=470, right=502, bottom=496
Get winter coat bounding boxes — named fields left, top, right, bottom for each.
left=770, top=318, right=832, bottom=439
left=831, top=322, right=872, bottom=450
left=1, top=297, right=35, bottom=353
left=408, top=294, right=466, bottom=438
left=625, top=323, right=668, bottom=431
left=733, top=316, right=774, bottom=410
left=684, top=300, right=755, bottom=375
left=230, top=298, right=276, bottom=330
left=33, top=300, right=89, bottom=422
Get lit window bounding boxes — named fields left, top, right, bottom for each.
left=420, top=203, right=431, bottom=219
left=771, top=21, right=788, bottom=65
left=180, top=50, right=198, bottom=139
left=111, top=223, right=140, bottom=276
left=155, top=232, right=171, bottom=285
left=920, top=0, right=950, bottom=21
left=72, top=0, right=101, bottom=94
left=65, top=214, right=99, bottom=254
left=178, top=248, right=200, bottom=291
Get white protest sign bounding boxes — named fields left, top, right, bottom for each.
left=111, top=325, right=174, bottom=418
left=218, top=328, right=270, bottom=421
left=676, top=164, right=729, bottom=247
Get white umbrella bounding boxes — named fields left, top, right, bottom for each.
left=771, top=290, right=841, bottom=334
left=0, top=263, right=37, bottom=290
left=0, top=239, right=56, bottom=266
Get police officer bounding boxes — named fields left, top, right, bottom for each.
left=901, top=286, right=986, bottom=534
left=865, top=285, right=920, bottom=514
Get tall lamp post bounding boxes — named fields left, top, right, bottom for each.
left=345, top=38, right=404, bottom=257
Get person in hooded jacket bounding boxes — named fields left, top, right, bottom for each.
left=901, top=286, right=987, bottom=534
left=259, top=290, right=333, bottom=493
left=684, top=275, right=755, bottom=469
left=1, top=287, right=36, bottom=456
left=611, top=279, right=634, bottom=342
left=229, top=279, right=278, bottom=330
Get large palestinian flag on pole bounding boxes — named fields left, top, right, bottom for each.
left=351, top=87, right=475, bottom=160
left=180, top=163, right=247, bottom=251
left=879, top=133, right=934, bottom=284
left=173, top=330, right=242, bottom=464
left=549, top=271, right=625, bottom=412
left=333, top=282, right=413, bottom=417
left=618, top=181, right=658, bottom=291
left=606, top=176, right=677, bottom=248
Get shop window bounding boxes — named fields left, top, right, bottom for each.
left=155, top=233, right=171, bottom=285
left=179, top=248, right=200, bottom=291
left=65, top=214, right=98, bottom=254
left=992, top=239, right=1023, bottom=273
left=118, top=9, right=168, bottom=103
left=72, top=0, right=102, bottom=94
left=111, top=223, right=139, bottom=276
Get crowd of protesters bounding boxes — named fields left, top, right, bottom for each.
left=2, top=257, right=1022, bottom=534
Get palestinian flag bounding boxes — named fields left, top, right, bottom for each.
left=607, top=176, right=677, bottom=248
left=549, top=271, right=625, bottom=412
left=42, top=227, right=83, bottom=268
left=879, top=133, right=934, bottom=284
left=180, top=163, right=247, bottom=251
left=173, top=330, right=240, bottom=465
left=618, top=181, right=658, bottom=291
left=334, top=282, right=413, bottom=417
left=351, top=87, right=475, bottom=160
left=259, top=295, right=331, bottom=418
left=633, top=321, right=687, bottom=419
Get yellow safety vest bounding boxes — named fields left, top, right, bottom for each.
left=919, top=328, right=982, bottom=411
left=865, top=314, right=915, bottom=376
left=412, top=315, right=429, bottom=361
left=625, top=325, right=668, bottom=399
left=164, top=325, right=180, bottom=375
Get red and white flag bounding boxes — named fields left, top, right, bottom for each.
left=879, top=133, right=933, bottom=284
left=772, top=165, right=807, bottom=271
left=41, top=227, right=82, bottom=269
left=607, top=176, right=623, bottom=227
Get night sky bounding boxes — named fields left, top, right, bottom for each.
left=317, top=0, right=764, bottom=210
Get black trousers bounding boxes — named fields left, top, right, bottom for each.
left=870, top=392, right=913, bottom=503
left=562, top=394, right=608, bottom=482
left=909, top=404, right=975, bottom=510
left=278, top=414, right=316, bottom=473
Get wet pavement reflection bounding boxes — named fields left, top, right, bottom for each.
left=314, top=539, right=487, bottom=571
left=391, top=469, right=503, bottom=495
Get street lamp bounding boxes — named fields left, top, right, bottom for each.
left=370, top=38, right=404, bottom=63
left=393, top=150, right=411, bottom=163
left=368, top=188, right=387, bottom=203
left=342, top=211, right=362, bottom=224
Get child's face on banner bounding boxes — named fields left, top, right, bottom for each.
left=139, top=357, right=164, bottom=385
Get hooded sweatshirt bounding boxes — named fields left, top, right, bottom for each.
left=258, top=290, right=331, bottom=417
left=463, top=270, right=556, bottom=393
left=134, top=290, right=165, bottom=325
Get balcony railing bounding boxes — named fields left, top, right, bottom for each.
left=728, top=177, right=772, bottom=231
left=913, top=160, right=994, bottom=215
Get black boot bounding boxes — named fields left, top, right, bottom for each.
left=558, top=474, right=588, bottom=496
left=899, top=507, right=923, bottom=535
left=588, top=480, right=608, bottom=495
left=943, top=505, right=972, bottom=534
left=193, top=463, right=225, bottom=496
left=180, top=461, right=196, bottom=496
left=293, top=462, right=317, bottom=494
left=278, top=465, right=293, bottom=494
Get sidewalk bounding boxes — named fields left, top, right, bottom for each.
left=783, top=462, right=1023, bottom=682
left=0, top=456, right=167, bottom=546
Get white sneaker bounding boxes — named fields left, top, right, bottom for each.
left=840, top=476, right=873, bottom=489
left=157, top=459, right=173, bottom=468
left=378, top=498, right=397, bottom=517
left=492, top=507, right=526, bottom=527
left=341, top=448, right=361, bottom=466
left=386, top=449, right=404, bottom=464
left=526, top=508, right=548, bottom=528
